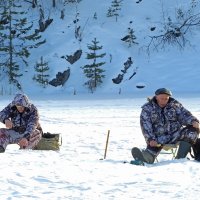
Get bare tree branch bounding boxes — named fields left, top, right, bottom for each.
left=146, top=12, right=200, bottom=52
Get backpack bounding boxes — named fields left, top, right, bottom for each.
left=191, top=138, right=200, bottom=161
left=34, top=132, right=62, bottom=151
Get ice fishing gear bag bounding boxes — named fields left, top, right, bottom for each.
left=34, top=132, right=62, bottom=151
left=191, top=138, right=200, bottom=161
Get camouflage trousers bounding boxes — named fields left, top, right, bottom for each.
left=146, top=125, right=199, bottom=156
left=0, top=128, right=42, bottom=151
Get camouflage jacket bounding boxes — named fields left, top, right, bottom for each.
left=140, top=97, right=199, bottom=144
left=0, top=94, right=42, bottom=139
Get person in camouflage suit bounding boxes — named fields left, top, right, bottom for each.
left=131, top=88, right=199, bottom=164
left=0, top=93, right=42, bottom=152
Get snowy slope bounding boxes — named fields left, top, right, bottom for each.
left=6, top=0, right=199, bottom=96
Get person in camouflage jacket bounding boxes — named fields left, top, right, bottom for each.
left=131, top=88, right=199, bottom=164
left=0, top=93, right=42, bottom=152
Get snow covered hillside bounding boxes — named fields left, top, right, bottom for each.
left=2, top=0, right=200, bottom=96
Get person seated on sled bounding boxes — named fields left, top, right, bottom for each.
left=131, top=88, right=199, bottom=164
left=0, top=93, right=42, bottom=152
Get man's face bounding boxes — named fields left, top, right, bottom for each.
left=155, top=94, right=170, bottom=108
left=16, top=105, right=25, bottom=113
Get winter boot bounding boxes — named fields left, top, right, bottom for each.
left=0, top=146, right=5, bottom=153
left=131, top=147, right=155, bottom=164
left=175, top=141, right=192, bottom=159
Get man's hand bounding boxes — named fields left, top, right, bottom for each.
left=149, top=140, right=159, bottom=147
left=192, top=121, right=200, bottom=129
left=18, top=138, right=29, bottom=149
left=5, top=119, right=13, bottom=129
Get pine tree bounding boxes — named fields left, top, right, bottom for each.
left=107, top=0, right=123, bottom=22
left=33, top=56, right=49, bottom=88
left=81, top=38, right=106, bottom=93
left=125, top=28, right=138, bottom=47
left=0, top=0, right=45, bottom=90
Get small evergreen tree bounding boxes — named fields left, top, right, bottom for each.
left=33, top=56, right=49, bottom=88
left=107, top=0, right=123, bottom=22
left=0, top=0, right=45, bottom=90
left=124, top=28, right=138, bottom=47
left=93, top=12, right=97, bottom=20
left=81, top=38, right=106, bottom=93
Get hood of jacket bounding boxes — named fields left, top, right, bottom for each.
left=11, top=93, right=31, bottom=108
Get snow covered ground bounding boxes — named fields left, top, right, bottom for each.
left=1, top=0, right=200, bottom=198
left=0, top=95, right=200, bottom=200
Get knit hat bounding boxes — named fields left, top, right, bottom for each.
left=155, top=88, right=172, bottom=96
